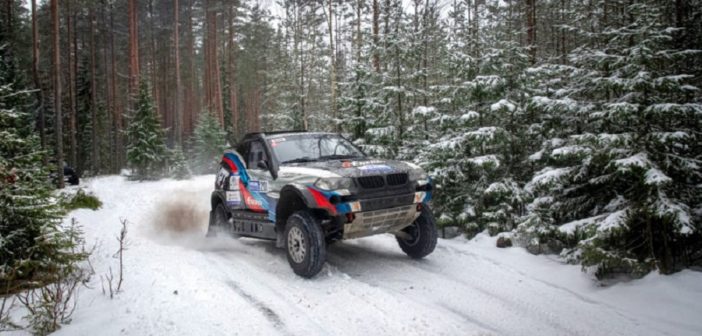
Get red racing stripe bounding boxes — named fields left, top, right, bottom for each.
left=222, top=156, right=238, bottom=173
left=308, top=187, right=337, bottom=216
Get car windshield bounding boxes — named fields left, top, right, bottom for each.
left=269, top=134, right=365, bottom=164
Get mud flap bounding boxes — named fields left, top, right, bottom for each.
left=275, top=230, right=285, bottom=248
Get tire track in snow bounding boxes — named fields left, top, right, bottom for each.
left=434, top=244, right=669, bottom=335
left=201, top=248, right=332, bottom=335
left=327, top=240, right=586, bottom=336
left=224, top=280, right=286, bottom=330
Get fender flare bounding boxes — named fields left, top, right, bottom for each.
left=210, top=191, right=227, bottom=210
left=275, top=183, right=336, bottom=227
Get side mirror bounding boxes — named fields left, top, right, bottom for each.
left=257, top=160, right=269, bottom=170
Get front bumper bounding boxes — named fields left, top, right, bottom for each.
left=342, top=203, right=421, bottom=239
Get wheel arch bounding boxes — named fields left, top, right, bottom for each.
left=276, top=185, right=315, bottom=233
left=211, top=192, right=226, bottom=210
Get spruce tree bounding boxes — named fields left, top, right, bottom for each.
left=169, top=145, right=191, bottom=180
left=521, top=2, right=702, bottom=277
left=0, top=49, right=84, bottom=291
left=190, top=111, right=227, bottom=174
left=126, top=80, right=167, bottom=180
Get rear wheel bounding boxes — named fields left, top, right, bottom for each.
left=396, top=206, right=438, bottom=259
left=206, top=203, right=229, bottom=237
left=284, top=210, right=326, bottom=278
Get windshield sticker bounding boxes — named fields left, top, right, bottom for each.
left=359, top=164, right=393, bottom=172
left=348, top=160, right=384, bottom=167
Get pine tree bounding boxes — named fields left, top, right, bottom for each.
left=521, top=1, right=702, bottom=277
left=0, top=49, right=85, bottom=292
left=169, top=145, right=191, bottom=180
left=190, top=111, right=227, bottom=174
left=126, top=80, right=167, bottom=180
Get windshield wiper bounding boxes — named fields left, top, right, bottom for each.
left=281, top=156, right=317, bottom=164
left=319, top=154, right=363, bottom=161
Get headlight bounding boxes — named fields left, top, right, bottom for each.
left=314, top=177, right=353, bottom=191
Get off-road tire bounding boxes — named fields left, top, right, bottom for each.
left=284, top=210, right=326, bottom=278
left=396, top=206, right=438, bottom=259
left=206, top=203, right=229, bottom=237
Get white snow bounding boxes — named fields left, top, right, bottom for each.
left=558, top=214, right=607, bottom=234
left=526, top=167, right=573, bottom=192
left=645, top=168, right=672, bottom=186
left=614, top=152, right=651, bottom=170
left=466, top=155, right=500, bottom=167
left=490, top=99, right=516, bottom=112
left=459, top=111, right=480, bottom=121
left=551, top=145, right=592, bottom=157
left=598, top=209, right=630, bottom=233
left=412, top=106, right=436, bottom=116
left=11, top=175, right=702, bottom=335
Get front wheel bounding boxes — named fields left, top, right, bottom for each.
left=396, top=206, right=438, bottom=259
left=284, top=210, right=326, bottom=278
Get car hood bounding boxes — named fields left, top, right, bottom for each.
left=277, top=158, right=420, bottom=180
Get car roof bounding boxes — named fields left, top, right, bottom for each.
left=243, top=131, right=336, bottom=141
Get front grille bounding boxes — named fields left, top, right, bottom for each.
left=357, top=175, right=385, bottom=189
left=386, top=173, right=408, bottom=186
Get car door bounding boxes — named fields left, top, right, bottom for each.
left=240, top=140, right=272, bottom=213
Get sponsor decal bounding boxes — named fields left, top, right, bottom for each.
left=359, top=164, right=393, bottom=172
left=226, top=191, right=241, bottom=205
left=351, top=160, right=385, bottom=167
left=414, top=191, right=427, bottom=203
left=248, top=180, right=269, bottom=192
left=269, top=138, right=286, bottom=147
left=245, top=195, right=262, bottom=208
left=240, top=178, right=267, bottom=212
left=229, top=176, right=240, bottom=190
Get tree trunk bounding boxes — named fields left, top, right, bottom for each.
left=128, top=0, right=140, bottom=104
left=90, top=6, right=99, bottom=173
left=372, top=0, right=380, bottom=72
left=31, top=0, right=46, bottom=162
left=204, top=0, right=224, bottom=125
left=526, top=0, right=536, bottom=63
left=354, top=0, right=365, bottom=139
left=324, top=0, right=338, bottom=131
left=51, top=0, right=64, bottom=188
left=110, top=3, right=122, bottom=171
left=174, top=0, right=182, bottom=145
left=147, top=0, right=161, bottom=126
left=227, top=4, right=238, bottom=136
left=185, top=0, right=197, bottom=136
left=66, top=0, right=77, bottom=169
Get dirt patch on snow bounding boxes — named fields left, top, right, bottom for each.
left=151, top=192, right=209, bottom=236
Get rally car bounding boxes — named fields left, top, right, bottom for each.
left=208, top=131, right=437, bottom=278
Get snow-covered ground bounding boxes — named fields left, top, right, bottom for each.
left=32, top=176, right=702, bottom=335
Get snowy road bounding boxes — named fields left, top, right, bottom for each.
left=50, top=176, right=702, bottom=336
